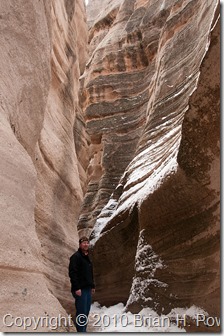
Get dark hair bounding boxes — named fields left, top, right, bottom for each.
left=79, top=236, right=89, bottom=244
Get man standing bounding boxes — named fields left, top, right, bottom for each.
left=69, top=236, right=95, bottom=332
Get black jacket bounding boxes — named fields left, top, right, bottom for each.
left=69, top=248, right=95, bottom=293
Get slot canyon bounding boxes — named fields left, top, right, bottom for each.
left=0, top=0, right=220, bottom=332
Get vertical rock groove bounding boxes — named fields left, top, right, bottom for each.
left=81, top=0, right=220, bottom=323
left=0, top=0, right=220, bottom=331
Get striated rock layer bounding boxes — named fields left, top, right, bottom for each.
left=81, top=0, right=220, bottom=325
left=0, top=0, right=220, bottom=331
left=0, top=0, right=88, bottom=331
left=34, top=0, right=88, bottom=317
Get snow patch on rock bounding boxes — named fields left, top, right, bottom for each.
left=126, top=229, right=167, bottom=307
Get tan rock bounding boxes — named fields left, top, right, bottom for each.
left=82, top=0, right=220, bottom=327
left=0, top=0, right=88, bottom=330
left=0, top=0, right=220, bottom=331
left=34, top=0, right=88, bottom=318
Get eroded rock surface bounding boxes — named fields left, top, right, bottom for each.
left=0, top=0, right=220, bottom=331
left=81, top=0, right=220, bottom=324
left=0, top=0, right=87, bottom=330
left=34, top=0, right=88, bottom=317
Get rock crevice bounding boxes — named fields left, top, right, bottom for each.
left=80, top=0, right=220, bottom=322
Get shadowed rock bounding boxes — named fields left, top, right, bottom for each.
left=81, top=0, right=220, bottom=327
left=0, top=0, right=88, bottom=331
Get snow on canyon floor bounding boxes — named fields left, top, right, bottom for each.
left=87, top=302, right=210, bottom=333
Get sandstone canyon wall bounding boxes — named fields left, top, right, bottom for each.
left=0, top=0, right=88, bottom=331
left=0, top=0, right=220, bottom=332
left=80, top=0, right=220, bottom=328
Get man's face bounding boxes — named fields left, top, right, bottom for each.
left=80, top=240, right=89, bottom=252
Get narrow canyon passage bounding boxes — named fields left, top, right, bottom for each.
left=80, top=0, right=220, bottom=323
left=0, top=0, right=220, bottom=332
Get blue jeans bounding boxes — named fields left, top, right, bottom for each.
left=75, top=288, right=92, bottom=332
